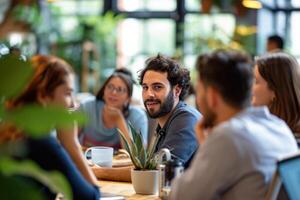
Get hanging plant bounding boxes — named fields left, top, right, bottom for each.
left=199, top=0, right=249, bottom=16
left=200, top=0, right=222, bottom=13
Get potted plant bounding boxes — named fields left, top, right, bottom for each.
left=118, top=124, right=160, bottom=195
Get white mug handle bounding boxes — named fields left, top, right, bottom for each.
left=84, top=147, right=93, bottom=159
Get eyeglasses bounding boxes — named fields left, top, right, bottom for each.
left=106, top=84, right=127, bottom=95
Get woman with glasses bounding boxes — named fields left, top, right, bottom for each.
left=79, top=68, right=148, bottom=150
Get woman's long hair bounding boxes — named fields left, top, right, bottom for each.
left=256, top=52, right=300, bottom=135
left=96, top=68, right=135, bottom=118
left=0, top=55, right=74, bottom=143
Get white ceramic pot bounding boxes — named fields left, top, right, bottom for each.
left=131, top=169, right=159, bottom=195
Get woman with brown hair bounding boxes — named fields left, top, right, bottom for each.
left=1, top=55, right=100, bottom=199
left=252, top=52, right=300, bottom=140
left=78, top=68, right=148, bottom=150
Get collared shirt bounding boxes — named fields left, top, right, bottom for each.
left=170, top=106, right=298, bottom=200
left=154, top=101, right=201, bottom=168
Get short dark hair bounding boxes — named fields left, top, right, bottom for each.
left=139, top=54, right=190, bottom=100
left=268, top=35, right=284, bottom=49
left=197, top=50, right=253, bottom=109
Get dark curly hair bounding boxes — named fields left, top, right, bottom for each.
left=139, top=54, right=190, bottom=101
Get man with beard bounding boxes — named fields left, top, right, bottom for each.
left=91, top=55, right=200, bottom=182
left=169, top=50, right=298, bottom=200
left=139, top=54, right=201, bottom=167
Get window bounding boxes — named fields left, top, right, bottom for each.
left=292, top=0, right=300, bottom=7
left=186, top=0, right=200, bottom=11
left=290, top=12, right=300, bottom=58
left=49, top=0, right=102, bottom=15
left=117, top=19, right=175, bottom=75
left=184, top=14, right=235, bottom=70
left=118, top=0, right=176, bottom=11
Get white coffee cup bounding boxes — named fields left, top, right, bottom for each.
left=85, top=146, right=114, bottom=167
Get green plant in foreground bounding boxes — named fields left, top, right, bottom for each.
left=118, top=124, right=160, bottom=170
left=0, top=54, right=88, bottom=200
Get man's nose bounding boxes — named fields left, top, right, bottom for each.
left=144, top=88, right=155, bottom=98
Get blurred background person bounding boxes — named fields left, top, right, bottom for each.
left=78, top=68, right=148, bottom=150
left=252, top=52, right=300, bottom=143
left=266, top=34, right=284, bottom=52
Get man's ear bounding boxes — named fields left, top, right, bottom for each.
left=173, top=85, right=182, bottom=98
left=206, top=87, right=218, bottom=109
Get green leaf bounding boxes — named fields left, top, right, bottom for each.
left=133, top=156, right=143, bottom=169
left=4, top=104, right=87, bottom=137
left=0, top=157, right=72, bottom=200
left=0, top=102, right=4, bottom=118
left=0, top=173, right=45, bottom=200
left=117, top=129, right=131, bottom=153
left=0, top=141, right=27, bottom=158
left=117, top=128, right=139, bottom=168
left=128, top=123, right=144, bottom=154
left=148, top=158, right=158, bottom=170
left=147, top=133, right=160, bottom=162
left=139, top=146, right=147, bottom=168
left=128, top=123, right=147, bottom=168
left=131, top=140, right=139, bottom=159
left=0, top=54, right=33, bottom=100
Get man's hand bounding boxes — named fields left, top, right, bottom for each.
left=103, top=105, right=124, bottom=125
left=194, top=120, right=212, bottom=145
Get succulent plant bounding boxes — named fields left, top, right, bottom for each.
left=117, top=124, right=160, bottom=170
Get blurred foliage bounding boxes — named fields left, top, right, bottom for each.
left=200, top=0, right=246, bottom=12
left=48, top=6, right=123, bottom=87
left=0, top=54, right=89, bottom=199
left=233, top=25, right=257, bottom=55
left=12, top=4, right=51, bottom=56
left=4, top=104, right=86, bottom=136
left=11, top=3, right=122, bottom=90
left=0, top=172, right=44, bottom=200
left=0, top=54, right=33, bottom=100
left=80, top=12, right=123, bottom=81
left=13, top=4, right=47, bottom=35
left=0, top=158, right=71, bottom=200
left=187, top=23, right=256, bottom=55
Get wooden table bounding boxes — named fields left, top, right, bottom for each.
left=98, top=180, right=161, bottom=200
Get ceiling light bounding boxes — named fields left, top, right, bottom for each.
left=242, top=0, right=262, bottom=9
